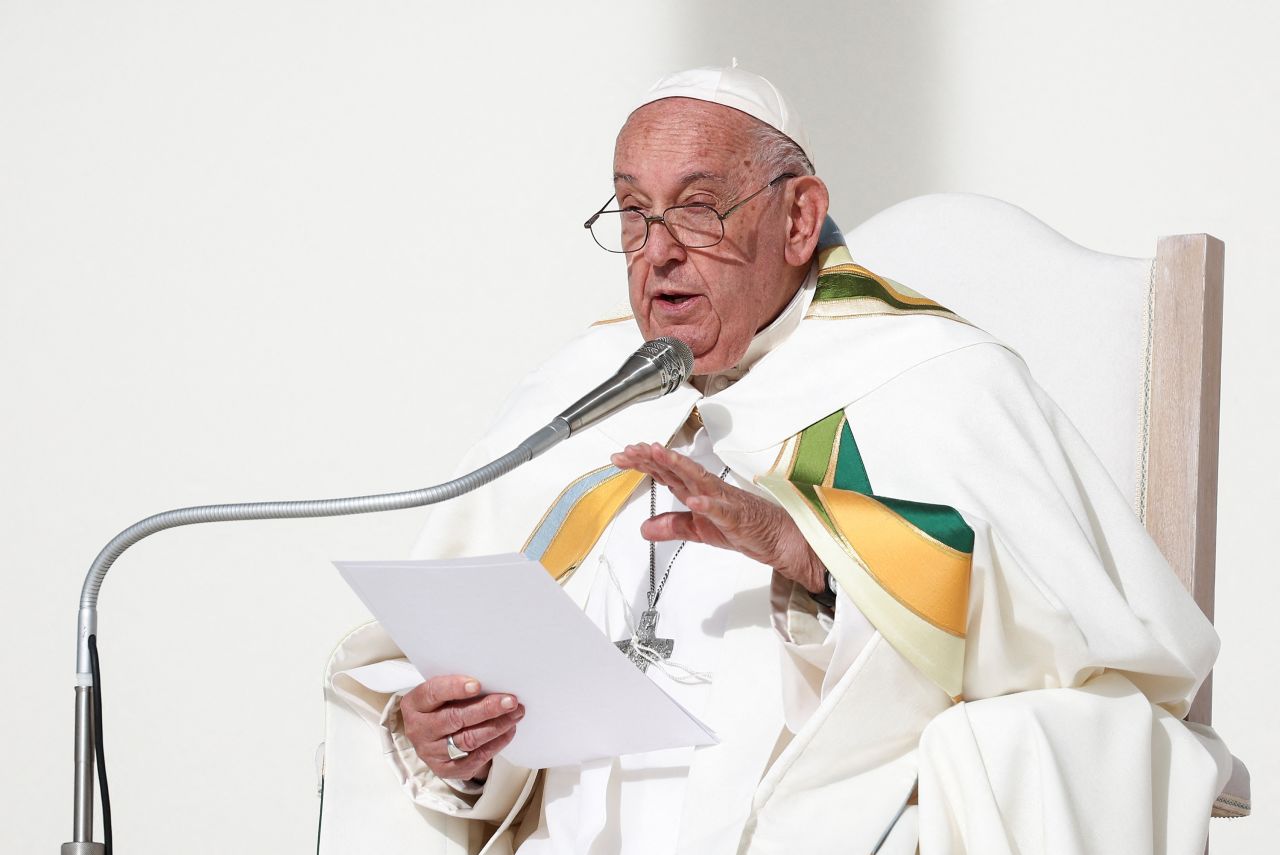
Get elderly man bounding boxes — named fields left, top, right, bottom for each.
left=331, top=68, right=1232, bottom=854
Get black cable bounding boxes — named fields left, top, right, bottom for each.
left=87, top=635, right=113, bottom=855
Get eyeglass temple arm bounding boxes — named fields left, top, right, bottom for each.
left=584, top=194, right=619, bottom=229
left=720, top=172, right=797, bottom=221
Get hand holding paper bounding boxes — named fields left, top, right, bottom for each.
left=336, top=553, right=718, bottom=770
left=399, top=673, right=524, bottom=782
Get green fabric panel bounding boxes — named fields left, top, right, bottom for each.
left=833, top=420, right=873, bottom=495
left=794, top=481, right=838, bottom=535
left=814, top=271, right=950, bottom=313
left=791, top=410, right=843, bottom=486
left=876, top=496, right=975, bottom=554
left=791, top=411, right=973, bottom=556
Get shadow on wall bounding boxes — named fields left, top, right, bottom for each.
left=677, top=0, right=942, bottom=230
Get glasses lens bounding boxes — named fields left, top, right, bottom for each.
left=590, top=210, right=648, bottom=253
left=665, top=206, right=723, bottom=248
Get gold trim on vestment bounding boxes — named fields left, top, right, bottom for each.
left=590, top=313, right=634, bottom=326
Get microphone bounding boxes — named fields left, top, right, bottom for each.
left=516, top=337, right=695, bottom=458
left=63, top=334, right=695, bottom=854
left=560, top=336, right=695, bottom=430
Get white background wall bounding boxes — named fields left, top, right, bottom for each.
left=2, top=2, right=1273, bottom=852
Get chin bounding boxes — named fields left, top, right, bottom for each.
left=644, top=322, right=706, bottom=353
left=640, top=319, right=738, bottom=373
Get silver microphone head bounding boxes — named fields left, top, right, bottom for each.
left=547, top=336, right=696, bottom=437
left=636, top=336, right=695, bottom=393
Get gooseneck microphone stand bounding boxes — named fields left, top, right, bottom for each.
left=61, top=336, right=695, bottom=854
left=60, top=421, right=570, bottom=855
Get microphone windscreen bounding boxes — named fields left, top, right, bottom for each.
left=637, top=337, right=695, bottom=392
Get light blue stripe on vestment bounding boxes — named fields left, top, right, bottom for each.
left=524, top=465, right=622, bottom=561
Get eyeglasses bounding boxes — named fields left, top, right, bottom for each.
left=583, top=173, right=796, bottom=254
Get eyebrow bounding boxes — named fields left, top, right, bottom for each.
left=611, top=170, right=730, bottom=187
left=678, top=170, right=729, bottom=186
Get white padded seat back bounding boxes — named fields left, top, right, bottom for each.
left=843, top=193, right=1152, bottom=510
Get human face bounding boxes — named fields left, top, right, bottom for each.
left=613, top=99, right=796, bottom=375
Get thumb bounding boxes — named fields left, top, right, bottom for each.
left=641, top=511, right=700, bottom=542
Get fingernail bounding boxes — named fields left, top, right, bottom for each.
left=501, top=696, right=516, bottom=710
left=513, top=707, right=526, bottom=720
left=464, top=681, right=480, bottom=694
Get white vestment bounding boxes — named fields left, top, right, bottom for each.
left=329, top=258, right=1232, bottom=854
left=522, top=424, right=780, bottom=855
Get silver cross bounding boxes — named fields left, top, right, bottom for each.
left=614, top=608, right=674, bottom=672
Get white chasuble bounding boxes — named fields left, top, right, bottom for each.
left=521, top=425, right=780, bottom=855
left=327, top=230, right=1235, bottom=854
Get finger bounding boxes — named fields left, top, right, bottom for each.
left=418, top=692, right=520, bottom=740
left=686, top=494, right=741, bottom=528
left=612, top=444, right=673, bottom=486
left=405, top=674, right=483, bottom=713
left=435, top=725, right=518, bottom=781
left=610, top=443, right=651, bottom=469
left=643, top=510, right=733, bottom=550
left=615, top=441, right=663, bottom=465
left=447, top=705, right=526, bottom=754
left=620, top=444, right=695, bottom=498
left=650, top=445, right=726, bottom=499
left=613, top=444, right=723, bottom=501
left=641, top=510, right=701, bottom=543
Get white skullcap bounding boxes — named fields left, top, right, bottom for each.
left=634, top=65, right=810, bottom=161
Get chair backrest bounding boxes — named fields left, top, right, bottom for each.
left=842, top=194, right=1224, bottom=724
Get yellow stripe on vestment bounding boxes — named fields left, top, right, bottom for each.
left=756, top=473, right=967, bottom=699
left=533, top=468, right=646, bottom=579
left=814, top=486, right=968, bottom=637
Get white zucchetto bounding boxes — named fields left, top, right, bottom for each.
left=633, top=66, right=810, bottom=161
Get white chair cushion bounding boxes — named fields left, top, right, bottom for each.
left=844, top=193, right=1153, bottom=511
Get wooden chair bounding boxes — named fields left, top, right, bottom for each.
left=842, top=192, right=1249, bottom=820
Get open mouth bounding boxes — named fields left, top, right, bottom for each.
left=651, top=290, right=705, bottom=318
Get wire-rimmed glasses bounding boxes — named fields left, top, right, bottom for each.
left=583, top=173, right=796, bottom=254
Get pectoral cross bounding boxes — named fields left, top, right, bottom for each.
left=614, top=608, right=674, bottom=672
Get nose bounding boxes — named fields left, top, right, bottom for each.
left=641, top=218, right=686, bottom=268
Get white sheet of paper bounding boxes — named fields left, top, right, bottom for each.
left=335, top=554, right=718, bottom=769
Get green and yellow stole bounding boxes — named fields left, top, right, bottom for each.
left=756, top=411, right=972, bottom=701
left=524, top=234, right=974, bottom=699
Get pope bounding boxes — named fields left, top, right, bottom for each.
left=330, top=67, right=1234, bottom=854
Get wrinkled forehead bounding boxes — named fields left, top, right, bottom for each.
left=613, top=98, right=761, bottom=187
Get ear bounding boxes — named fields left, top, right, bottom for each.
left=783, top=175, right=830, bottom=268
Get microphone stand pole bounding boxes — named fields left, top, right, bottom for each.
left=60, top=422, right=569, bottom=854
left=60, top=333, right=694, bottom=852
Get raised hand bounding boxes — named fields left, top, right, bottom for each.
left=610, top=443, right=826, bottom=593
